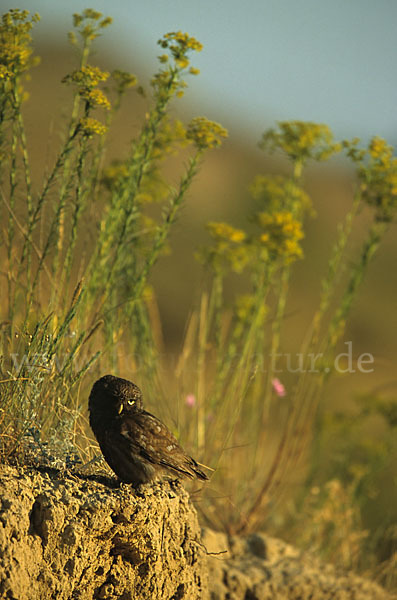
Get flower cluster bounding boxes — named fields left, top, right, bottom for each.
left=199, top=222, right=251, bottom=273
left=111, top=69, right=137, bottom=96
left=186, top=117, right=228, bottom=150
left=152, top=32, right=202, bottom=101
left=358, top=137, right=397, bottom=222
left=250, top=174, right=312, bottom=217
left=0, top=9, right=40, bottom=80
left=63, top=65, right=111, bottom=118
left=152, top=118, right=188, bottom=158
left=78, top=117, right=107, bottom=137
left=150, top=69, right=187, bottom=101
left=256, top=211, right=304, bottom=262
left=234, top=294, right=257, bottom=322
left=158, top=31, right=203, bottom=68
left=199, top=172, right=308, bottom=273
left=207, top=222, right=246, bottom=243
left=79, top=88, right=111, bottom=110
left=63, top=65, right=109, bottom=87
left=261, top=121, right=341, bottom=164
left=70, top=9, right=112, bottom=43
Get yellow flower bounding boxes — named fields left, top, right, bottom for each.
left=72, top=10, right=112, bottom=42
left=207, top=222, right=246, bottom=243
left=284, top=239, right=303, bottom=259
left=261, top=121, right=341, bottom=163
left=74, top=9, right=102, bottom=23
left=99, top=17, right=113, bottom=28
left=204, top=244, right=251, bottom=273
left=368, top=137, right=390, bottom=161
left=175, top=57, right=190, bottom=69
left=257, top=211, right=304, bottom=262
left=187, top=117, right=228, bottom=150
left=235, top=294, right=257, bottom=321
left=358, top=136, right=397, bottom=222
left=80, top=88, right=111, bottom=109
left=63, top=65, right=109, bottom=87
left=250, top=174, right=312, bottom=216
left=151, top=68, right=179, bottom=98
left=153, top=118, right=188, bottom=157
left=112, top=70, right=137, bottom=95
left=161, top=31, right=203, bottom=52
left=198, top=221, right=251, bottom=273
left=78, top=117, right=107, bottom=136
left=0, top=9, right=40, bottom=77
left=0, top=65, right=12, bottom=79
left=157, top=31, right=202, bottom=74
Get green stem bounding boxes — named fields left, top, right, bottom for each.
left=303, top=189, right=362, bottom=356
left=273, top=217, right=388, bottom=519
left=24, top=133, right=80, bottom=321
left=53, top=38, right=91, bottom=281
left=326, top=219, right=386, bottom=353
left=60, top=136, right=90, bottom=300
left=19, top=125, right=79, bottom=275
left=263, top=264, right=290, bottom=420
left=7, top=112, right=18, bottom=322
left=85, top=67, right=181, bottom=314
left=133, top=152, right=202, bottom=301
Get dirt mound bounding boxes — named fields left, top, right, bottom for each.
left=0, top=464, right=207, bottom=599
left=0, top=464, right=393, bottom=599
left=203, top=528, right=393, bottom=599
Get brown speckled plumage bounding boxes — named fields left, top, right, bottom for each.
left=89, top=374, right=208, bottom=485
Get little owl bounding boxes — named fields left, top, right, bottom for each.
left=89, top=374, right=209, bottom=485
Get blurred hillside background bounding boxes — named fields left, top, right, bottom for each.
left=18, top=0, right=397, bottom=398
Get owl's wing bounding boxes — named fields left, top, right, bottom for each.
left=98, top=424, right=149, bottom=483
left=122, top=411, right=207, bottom=480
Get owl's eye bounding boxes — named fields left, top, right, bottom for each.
left=127, top=399, right=135, bottom=406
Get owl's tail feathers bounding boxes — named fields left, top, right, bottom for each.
left=160, top=456, right=212, bottom=481
left=191, top=459, right=214, bottom=481
left=196, top=460, right=214, bottom=472
left=193, top=466, right=209, bottom=481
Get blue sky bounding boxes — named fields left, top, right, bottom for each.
left=14, top=0, right=397, bottom=145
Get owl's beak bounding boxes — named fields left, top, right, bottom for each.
left=118, top=403, right=124, bottom=414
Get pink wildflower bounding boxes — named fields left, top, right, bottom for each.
left=272, top=378, right=286, bottom=397
left=185, top=394, right=196, bottom=407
